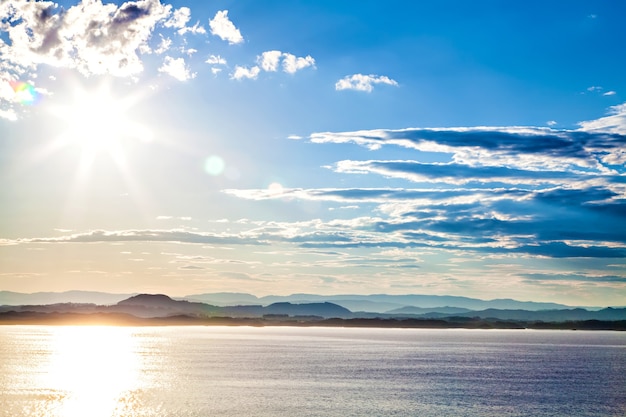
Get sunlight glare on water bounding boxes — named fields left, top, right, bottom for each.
left=37, top=327, right=142, bottom=417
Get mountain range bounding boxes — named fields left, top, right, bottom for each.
left=1, top=290, right=607, bottom=312
left=1, top=292, right=625, bottom=323
left=185, top=293, right=580, bottom=312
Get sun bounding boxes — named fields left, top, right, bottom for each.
left=52, top=83, right=152, bottom=167
left=43, top=82, right=156, bottom=218
left=63, top=89, right=128, bottom=155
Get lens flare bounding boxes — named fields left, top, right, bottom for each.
left=10, top=81, right=40, bottom=105
left=204, top=155, right=225, bottom=176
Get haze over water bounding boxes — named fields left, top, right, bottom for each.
left=1, top=326, right=625, bottom=417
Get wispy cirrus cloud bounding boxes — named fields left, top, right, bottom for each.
left=224, top=186, right=530, bottom=204
left=331, top=160, right=587, bottom=186
left=578, top=102, right=626, bottom=135
left=310, top=123, right=626, bottom=171
left=10, top=229, right=265, bottom=246
left=522, top=272, right=626, bottom=283
left=584, top=85, right=618, bottom=97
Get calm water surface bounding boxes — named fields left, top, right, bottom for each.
left=1, top=326, right=625, bottom=416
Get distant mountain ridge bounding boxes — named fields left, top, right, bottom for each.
left=185, top=292, right=589, bottom=312
left=441, top=307, right=626, bottom=322
left=117, top=294, right=352, bottom=318
left=0, top=294, right=352, bottom=319
left=1, top=290, right=614, bottom=314
left=1, top=292, right=625, bottom=323
left=387, top=306, right=473, bottom=315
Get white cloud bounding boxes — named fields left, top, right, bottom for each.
left=282, top=53, right=315, bottom=74
left=335, top=74, right=398, bottom=92
left=0, top=0, right=171, bottom=78
left=578, top=102, right=626, bottom=134
left=331, top=159, right=581, bottom=186
left=207, top=54, right=227, bottom=76
left=0, top=108, right=18, bottom=121
left=586, top=86, right=617, bottom=97
left=155, top=36, right=173, bottom=54
left=12, top=229, right=262, bottom=245
left=164, top=7, right=190, bottom=29
left=206, top=54, right=227, bottom=65
left=258, top=50, right=283, bottom=72
left=165, top=7, right=189, bottom=27
left=158, top=56, right=196, bottom=81
left=0, top=80, right=15, bottom=103
left=310, top=120, right=626, bottom=174
left=164, top=7, right=206, bottom=35
left=546, top=120, right=557, bottom=126
left=231, top=65, right=260, bottom=80
left=182, top=21, right=207, bottom=36
left=0, top=0, right=210, bottom=119
left=209, top=10, right=243, bottom=45
left=255, top=50, right=315, bottom=75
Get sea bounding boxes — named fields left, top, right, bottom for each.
left=1, top=326, right=625, bottom=417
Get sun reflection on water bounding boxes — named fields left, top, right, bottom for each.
left=39, top=326, right=143, bottom=417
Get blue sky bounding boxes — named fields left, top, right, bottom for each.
left=1, top=0, right=625, bottom=306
